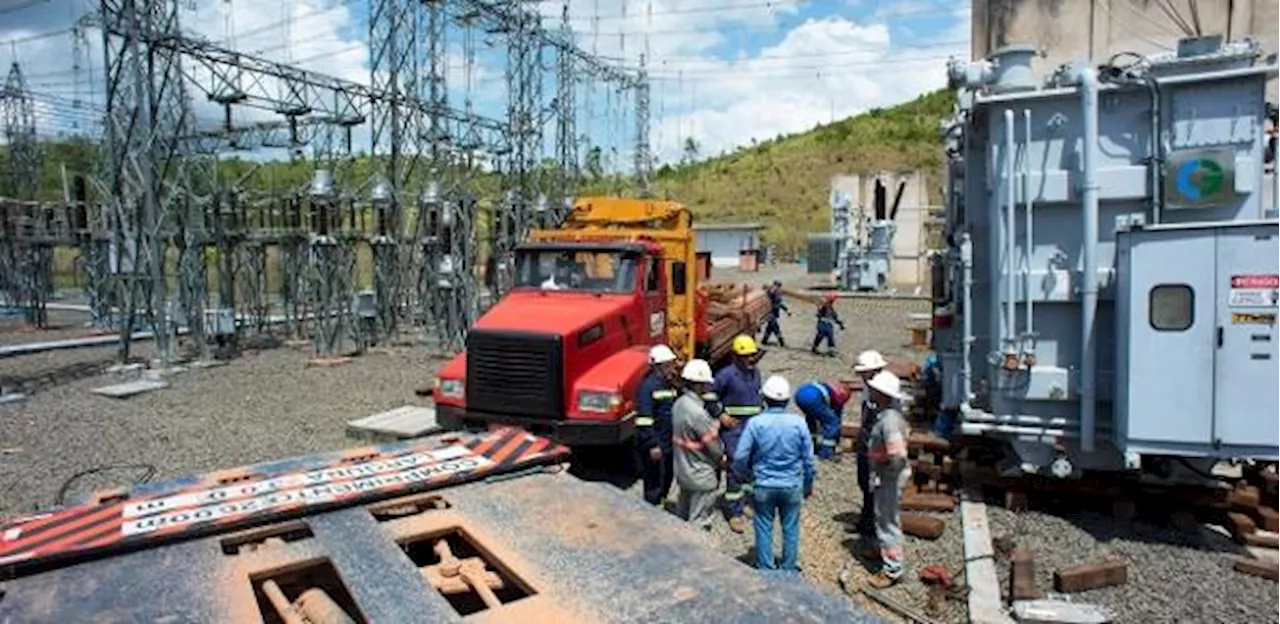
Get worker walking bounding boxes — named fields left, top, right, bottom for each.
left=864, top=370, right=912, bottom=588
left=852, top=350, right=889, bottom=537
left=635, top=344, right=680, bottom=506
left=713, top=335, right=765, bottom=533
left=760, top=280, right=790, bottom=347
left=793, top=378, right=854, bottom=461
left=672, top=359, right=725, bottom=531
left=811, top=294, right=846, bottom=355
left=732, top=375, right=815, bottom=573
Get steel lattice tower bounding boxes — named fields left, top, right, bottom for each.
left=1, top=61, right=51, bottom=327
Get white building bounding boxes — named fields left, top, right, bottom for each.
left=694, top=223, right=764, bottom=269
left=830, top=172, right=932, bottom=287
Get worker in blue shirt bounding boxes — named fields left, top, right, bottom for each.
left=634, top=344, right=680, bottom=506
left=760, top=280, right=790, bottom=347
left=794, top=378, right=854, bottom=461
left=713, top=334, right=764, bottom=533
left=811, top=294, right=846, bottom=355
left=732, top=375, right=814, bottom=573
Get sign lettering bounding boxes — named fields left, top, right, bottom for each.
left=123, top=445, right=471, bottom=519
left=122, top=455, right=490, bottom=536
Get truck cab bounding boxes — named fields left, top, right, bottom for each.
left=432, top=198, right=699, bottom=446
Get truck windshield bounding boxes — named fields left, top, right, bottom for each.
left=514, top=249, right=637, bottom=294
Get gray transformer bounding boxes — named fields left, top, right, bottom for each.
left=935, top=38, right=1280, bottom=481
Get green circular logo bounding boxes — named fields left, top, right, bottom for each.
left=1176, top=158, right=1225, bottom=200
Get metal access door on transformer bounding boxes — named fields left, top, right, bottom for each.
left=1122, top=232, right=1217, bottom=446
left=1213, top=226, right=1280, bottom=450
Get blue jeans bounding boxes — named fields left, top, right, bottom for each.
left=752, top=484, right=803, bottom=571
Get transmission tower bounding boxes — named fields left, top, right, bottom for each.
left=1, top=61, right=51, bottom=328
left=97, top=0, right=194, bottom=364
left=553, top=4, right=579, bottom=221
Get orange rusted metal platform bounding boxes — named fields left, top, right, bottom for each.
left=0, top=428, right=880, bottom=623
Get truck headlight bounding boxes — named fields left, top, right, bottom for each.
left=577, top=391, right=622, bottom=413
left=437, top=378, right=465, bottom=399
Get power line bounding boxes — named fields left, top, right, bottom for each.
left=648, top=38, right=967, bottom=65
left=566, top=3, right=970, bottom=37
left=646, top=53, right=953, bottom=79
left=0, top=0, right=49, bottom=18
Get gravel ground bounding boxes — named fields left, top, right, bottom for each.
left=0, top=340, right=447, bottom=516
left=652, top=266, right=959, bottom=622
left=987, top=504, right=1280, bottom=623
left=0, top=265, right=949, bottom=621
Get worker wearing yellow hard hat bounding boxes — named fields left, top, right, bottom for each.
left=711, top=334, right=764, bottom=533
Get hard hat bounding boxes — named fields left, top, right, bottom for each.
left=681, top=359, right=714, bottom=384
left=866, top=370, right=904, bottom=400
left=854, top=350, right=889, bottom=373
left=649, top=344, right=677, bottom=365
left=762, top=375, right=791, bottom=402
left=732, top=335, right=759, bottom=356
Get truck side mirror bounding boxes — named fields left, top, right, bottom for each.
left=672, top=262, right=687, bottom=295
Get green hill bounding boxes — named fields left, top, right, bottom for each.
left=652, top=88, right=955, bottom=257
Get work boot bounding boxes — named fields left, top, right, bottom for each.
left=868, top=571, right=900, bottom=589
left=853, top=539, right=879, bottom=561
left=728, top=515, right=747, bottom=533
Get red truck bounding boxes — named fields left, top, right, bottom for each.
left=431, top=197, right=769, bottom=446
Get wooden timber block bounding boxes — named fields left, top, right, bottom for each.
left=1010, top=547, right=1042, bottom=601
left=1053, top=558, right=1128, bottom=593
left=839, top=423, right=860, bottom=440
left=901, top=493, right=956, bottom=512
left=1227, top=511, right=1258, bottom=542
left=1243, top=532, right=1280, bottom=549
left=941, top=456, right=958, bottom=481
left=1229, top=485, right=1262, bottom=511
left=1256, top=507, right=1279, bottom=533
left=907, top=431, right=951, bottom=454
left=1232, top=556, right=1279, bottom=581
left=1005, top=490, right=1029, bottom=513
left=912, top=461, right=943, bottom=481
left=901, top=513, right=945, bottom=539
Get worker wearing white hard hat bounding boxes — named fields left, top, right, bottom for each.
left=732, top=375, right=816, bottom=572
left=863, top=370, right=912, bottom=589
left=635, top=344, right=681, bottom=506
left=852, top=350, right=891, bottom=539
left=671, top=359, right=724, bottom=531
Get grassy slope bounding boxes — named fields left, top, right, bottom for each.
left=651, top=89, right=955, bottom=257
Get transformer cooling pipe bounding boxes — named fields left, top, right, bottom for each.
left=1143, top=75, right=1164, bottom=224
left=1273, top=138, right=1280, bottom=218
left=961, top=233, right=975, bottom=402
left=1023, top=109, right=1035, bottom=338
left=1004, top=109, right=1017, bottom=350
left=1077, top=65, right=1100, bottom=454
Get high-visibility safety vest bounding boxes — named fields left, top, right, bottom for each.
left=713, top=364, right=763, bottom=419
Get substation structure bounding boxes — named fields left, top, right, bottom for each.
left=0, top=0, right=653, bottom=364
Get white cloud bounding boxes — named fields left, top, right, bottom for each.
left=647, top=11, right=970, bottom=163
left=2, top=0, right=970, bottom=177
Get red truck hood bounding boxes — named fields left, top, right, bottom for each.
left=474, top=290, right=633, bottom=336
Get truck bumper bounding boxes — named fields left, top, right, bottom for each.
left=437, top=405, right=634, bottom=446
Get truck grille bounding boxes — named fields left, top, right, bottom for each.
left=466, top=329, right=564, bottom=419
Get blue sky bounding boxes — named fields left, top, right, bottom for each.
left=0, top=0, right=971, bottom=169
